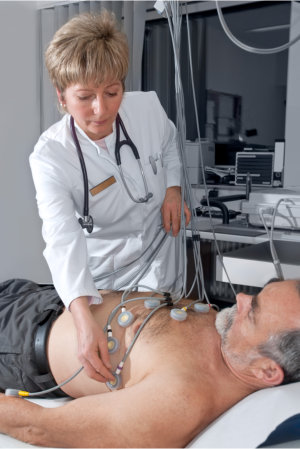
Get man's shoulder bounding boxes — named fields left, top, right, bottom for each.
left=127, top=370, right=209, bottom=446
left=144, top=369, right=215, bottom=445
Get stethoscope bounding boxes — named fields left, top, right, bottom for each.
left=70, top=114, right=153, bottom=233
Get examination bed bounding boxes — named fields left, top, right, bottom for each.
left=0, top=381, right=299, bottom=448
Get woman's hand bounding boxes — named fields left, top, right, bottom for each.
left=70, top=297, right=114, bottom=382
left=161, top=186, right=191, bottom=236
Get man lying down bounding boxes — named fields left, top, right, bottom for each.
left=0, top=278, right=299, bottom=448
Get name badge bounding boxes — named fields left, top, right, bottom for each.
left=90, top=176, right=116, bottom=196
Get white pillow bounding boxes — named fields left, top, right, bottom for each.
left=187, top=382, right=300, bottom=448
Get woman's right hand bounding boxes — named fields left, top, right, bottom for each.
left=69, top=296, right=115, bottom=383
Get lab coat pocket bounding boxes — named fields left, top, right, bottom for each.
left=144, top=152, right=164, bottom=176
left=142, top=152, right=166, bottom=205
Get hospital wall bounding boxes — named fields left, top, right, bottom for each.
left=284, top=2, right=300, bottom=188
left=0, top=1, right=51, bottom=283
left=1, top=1, right=300, bottom=284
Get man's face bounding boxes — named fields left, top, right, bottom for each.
left=215, top=280, right=300, bottom=367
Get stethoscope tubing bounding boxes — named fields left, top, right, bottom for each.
left=115, top=114, right=140, bottom=164
left=70, top=114, right=153, bottom=232
left=70, top=116, right=89, bottom=218
left=115, top=114, right=153, bottom=203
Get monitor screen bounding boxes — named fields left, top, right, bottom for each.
left=214, top=141, right=269, bottom=167
left=214, top=141, right=245, bottom=167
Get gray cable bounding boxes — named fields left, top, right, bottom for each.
left=216, top=0, right=300, bottom=55
left=93, top=226, right=166, bottom=283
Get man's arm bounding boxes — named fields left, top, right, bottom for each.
left=0, top=374, right=203, bottom=448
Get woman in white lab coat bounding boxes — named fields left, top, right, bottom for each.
left=30, top=11, right=190, bottom=384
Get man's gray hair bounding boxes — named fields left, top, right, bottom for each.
left=257, top=279, right=300, bottom=384
left=258, top=330, right=300, bottom=384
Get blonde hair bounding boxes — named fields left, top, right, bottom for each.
left=45, top=10, right=129, bottom=93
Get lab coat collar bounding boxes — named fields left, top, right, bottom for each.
left=70, top=114, right=117, bottom=157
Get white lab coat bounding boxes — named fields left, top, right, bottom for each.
left=30, top=91, right=182, bottom=308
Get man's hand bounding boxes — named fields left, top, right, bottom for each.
left=161, top=186, right=191, bottom=236
left=69, top=297, right=114, bottom=382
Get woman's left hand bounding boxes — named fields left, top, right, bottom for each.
left=161, top=186, right=191, bottom=236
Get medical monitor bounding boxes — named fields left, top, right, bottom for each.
left=214, top=141, right=245, bottom=168
left=214, top=142, right=270, bottom=169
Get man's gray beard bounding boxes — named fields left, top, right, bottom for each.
left=215, top=304, right=259, bottom=368
left=215, top=304, right=237, bottom=344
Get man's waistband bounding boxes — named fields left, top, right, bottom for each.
left=34, top=306, right=63, bottom=375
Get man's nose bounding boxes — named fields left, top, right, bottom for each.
left=236, top=292, right=252, bottom=315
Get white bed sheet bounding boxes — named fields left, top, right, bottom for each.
left=0, top=382, right=300, bottom=448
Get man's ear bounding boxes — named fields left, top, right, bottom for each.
left=251, top=357, right=284, bottom=387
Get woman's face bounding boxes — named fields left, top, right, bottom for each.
left=58, top=80, right=123, bottom=140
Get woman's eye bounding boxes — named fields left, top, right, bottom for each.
left=107, top=92, right=117, bottom=97
left=78, top=96, right=91, bottom=101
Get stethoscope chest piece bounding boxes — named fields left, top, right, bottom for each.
left=78, top=215, right=93, bottom=234
left=106, top=372, right=122, bottom=391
